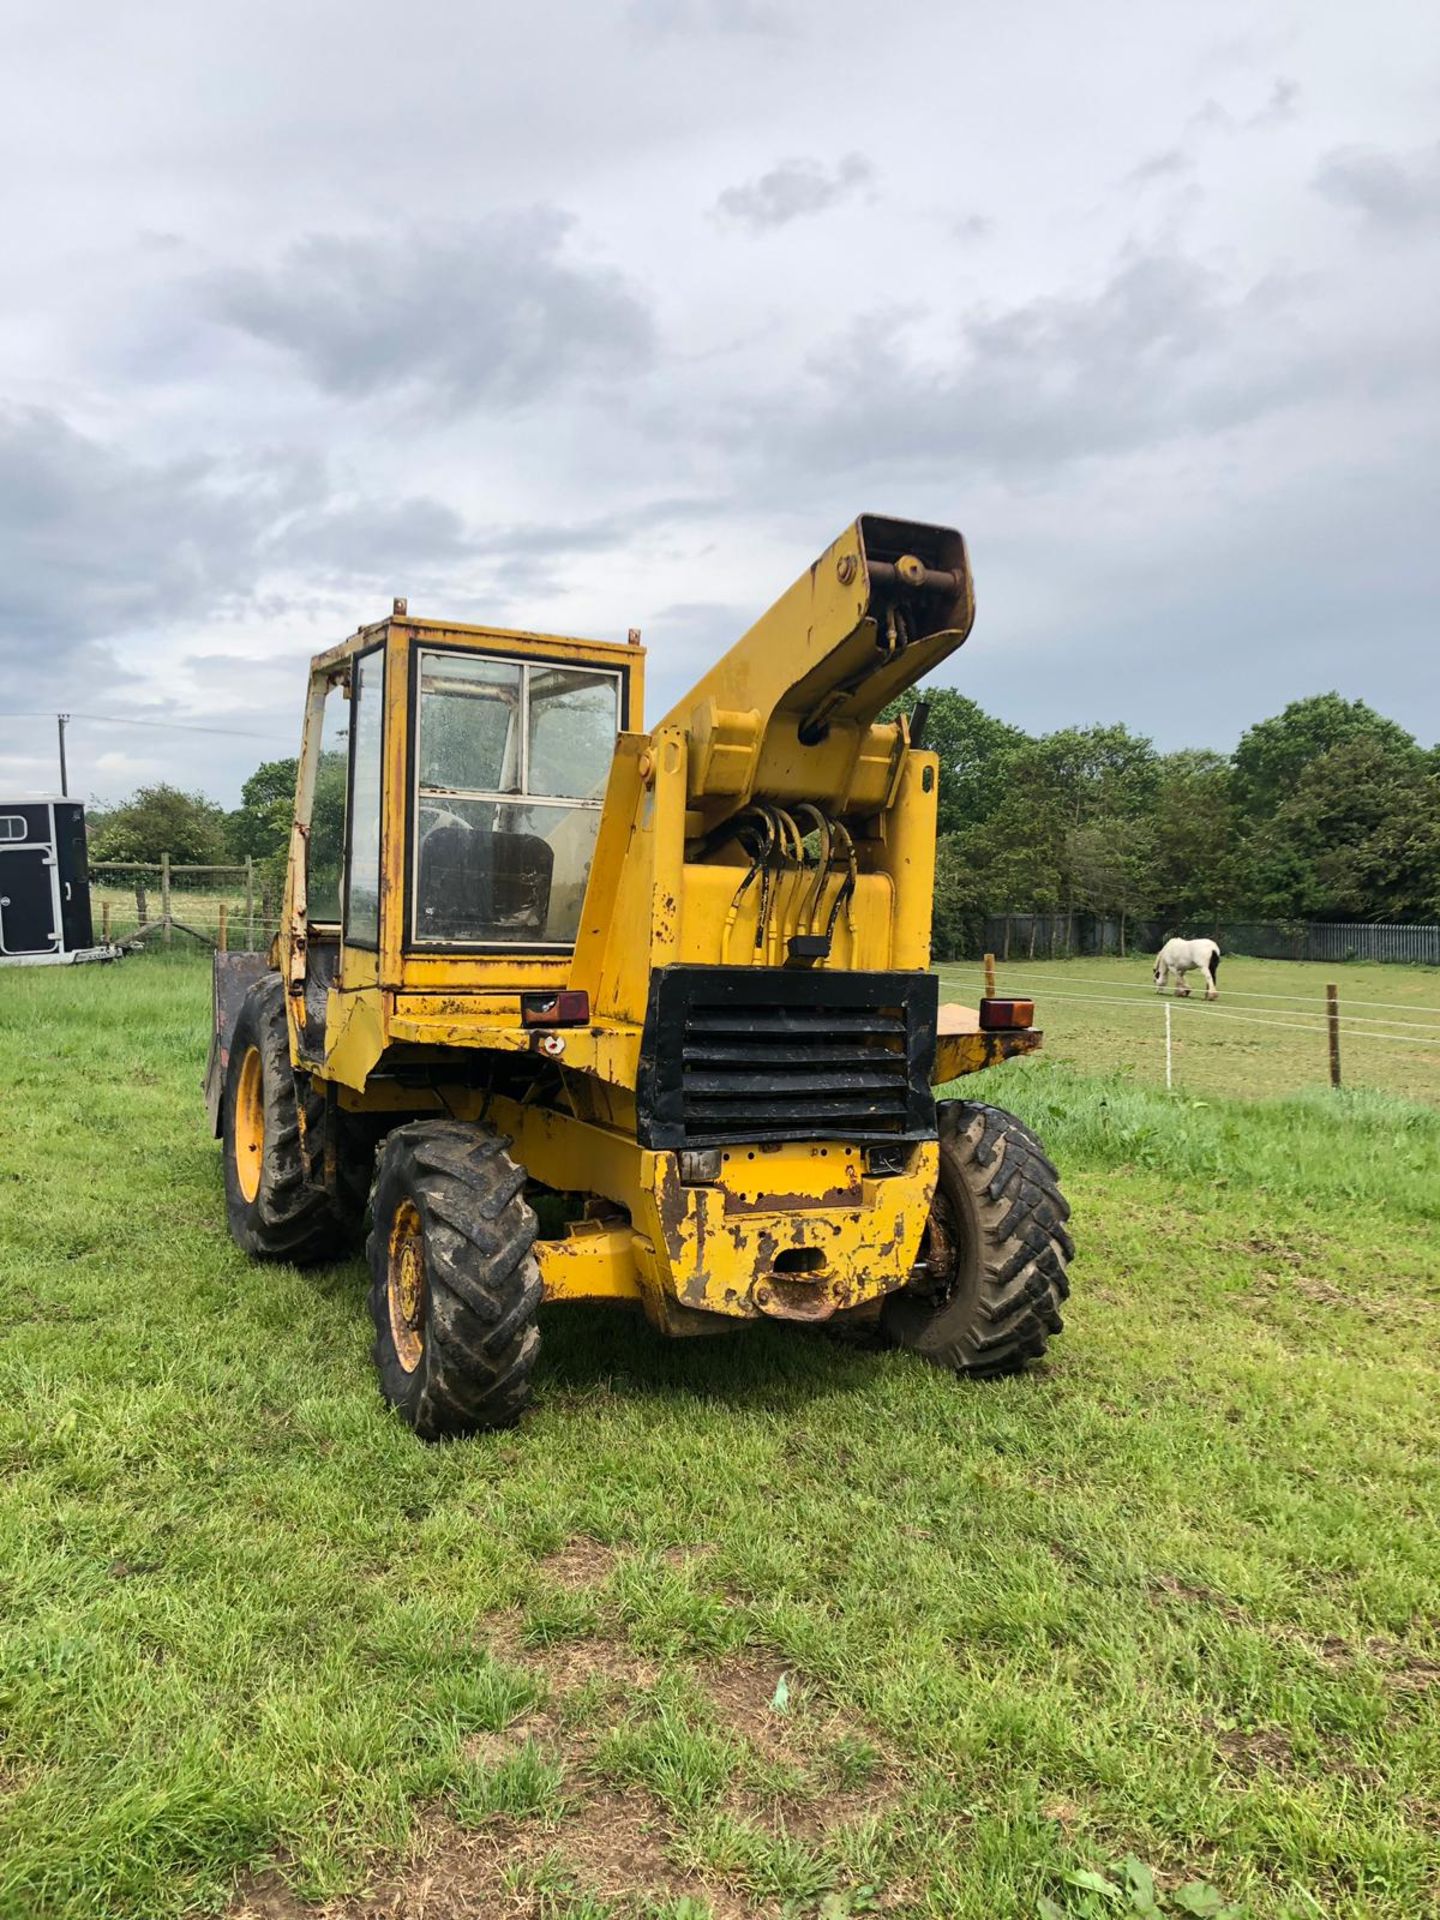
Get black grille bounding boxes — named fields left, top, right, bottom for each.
left=637, top=967, right=938, bottom=1149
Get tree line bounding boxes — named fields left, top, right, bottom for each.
left=87, top=690, right=1440, bottom=942
left=891, top=689, right=1440, bottom=957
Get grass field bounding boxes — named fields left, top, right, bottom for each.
left=1, top=954, right=1437, bottom=1920
left=938, top=957, right=1440, bottom=1107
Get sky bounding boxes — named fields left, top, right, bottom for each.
left=1, top=0, right=1437, bottom=808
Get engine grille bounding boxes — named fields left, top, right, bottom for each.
left=637, top=966, right=938, bottom=1149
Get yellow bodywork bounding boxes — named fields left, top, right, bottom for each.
left=267, top=517, right=1038, bottom=1330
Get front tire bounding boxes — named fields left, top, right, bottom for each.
left=881, top=1100, right=1072, bottom=1375
left=221, top=974, right=367, bottom=1263
left=366, top=1122, right=542, bottom=1440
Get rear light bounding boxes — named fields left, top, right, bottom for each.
left=521, top=989, right=590, bottom=1027
left=979, top=998, right=1034, bottom=1031
left=865, top=1143, right=910, bottom=1177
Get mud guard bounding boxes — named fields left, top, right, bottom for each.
left=204, top=952, right=271, bottom=1135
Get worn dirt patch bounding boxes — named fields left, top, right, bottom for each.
left=1041, top=1796, right=1084, bottom=1832
left=230, top=1634, right=900, bottom=1920
left=700, top=1650, right=899, bottom=1840
left=1151, top=1573, right=1248, bottom=1624
left=537, top=1537, right=621, bottom=1589
left=1151, top=1583, right=1439, bottom=1704
left=662, top=1541, right=716, bottom=1572
left=1363, top=1636, right=1440, bottom=1692
left=702, top=1651, right=798, bottom=1763
left=229, top=1801, right=767, bottom=1920
left=1212, top=1724, right=1296, bottom=1778
left=228, top=1865, right=312, bottom=1919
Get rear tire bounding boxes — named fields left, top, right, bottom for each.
left=366, top=1121, right=542, bottom=1440
left=222, top=974, right=367, bottom=1263
left=881, top=1100, right=1071, bottom=1375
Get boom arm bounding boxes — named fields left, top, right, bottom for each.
left=660, top=515, right=973, bottom=827
left=571, top=515, right=974, bottom=1021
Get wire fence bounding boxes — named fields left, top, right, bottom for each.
left=938, top=956, right=1440, bottom=1107
left=88, top=859, right=280, bottom=952
left=970, top=913, right=1440, bottom=967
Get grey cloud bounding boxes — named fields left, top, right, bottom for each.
left=715, top=154, right=873, bottom=232
left=0, top=407, right=548, bottom=691
left=0, top=406, right=275, bottom=696
left=268, top=493, right=474, bottom=583
left=1253, top=77, right=1300, bottom=127
left=205, top=213, right=655, bottom=409
left=716, top=251, right=1319, bottom=489
left=1188, top=77, right=1300, bottom=138
left=1126, top=149, right=1193, bottom=187
left=1315, top=141, right=1440, bottom=230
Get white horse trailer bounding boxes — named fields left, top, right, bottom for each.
left=0, top=798, right=118, bottom=967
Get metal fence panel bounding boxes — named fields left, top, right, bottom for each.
left=973, top=914, right=1440, bottom=966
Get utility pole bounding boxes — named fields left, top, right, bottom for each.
left=57, top=713, right=70, bottom=796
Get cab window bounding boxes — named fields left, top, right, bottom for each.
left=412, top=649, right=621, bottom=948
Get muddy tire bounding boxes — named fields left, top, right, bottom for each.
left=366, top=1121, right=542, bottom=1441
left=880, top=1100, right=1071, bottom=1375
left=222, top=973, right=367, bottom=1263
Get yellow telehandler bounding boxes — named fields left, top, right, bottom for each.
left=206, top=516, right=1071, bottom=1438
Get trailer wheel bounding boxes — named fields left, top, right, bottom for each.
left=222, top=974, right=367, bottom=1263
left=881, top=1100, right=1072, bottom=1375
left=366, top=1122, right=542, bottom=1440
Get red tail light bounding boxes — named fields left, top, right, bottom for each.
left=521, top=989, right=590, bottom=1027
left=979, top=997, right=1034, bottom=1031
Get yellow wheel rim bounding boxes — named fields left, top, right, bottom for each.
left=234, top=1045, right=265, bottom=1204
left=387, top=1198, right=427, bottom=1374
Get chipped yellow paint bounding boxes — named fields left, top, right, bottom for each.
left=491, top=1094, right=939, bottom=1324
left=932, top=1027, right=1043, bottom=1083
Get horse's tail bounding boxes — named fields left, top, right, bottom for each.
left=1207, top=948, right=1221, bottom=983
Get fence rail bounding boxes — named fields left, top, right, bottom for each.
left=87, top=856, right=272, bottom=951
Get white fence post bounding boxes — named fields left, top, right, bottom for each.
left=1165, top=1000, right=1173, bottom=1091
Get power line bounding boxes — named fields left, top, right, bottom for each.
left=6, top=709, right=284, bottom=743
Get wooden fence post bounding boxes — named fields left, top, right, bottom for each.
left=161, top=852, right=172, bottom=946
left=984, top=951, right=997, bottom=999
left=245, top=856, right=255, bottom=951
left=218, top=902, right=228, bottom=953
left=101, top=899, right=111, bottom=944
left=1327, top=983, right=1341, bottom=1089
left=135, top=879, right=147, bottom=926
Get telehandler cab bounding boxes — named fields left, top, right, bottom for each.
left=206, top=516, right=1071, bottom=1439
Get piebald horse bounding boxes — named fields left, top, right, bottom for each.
left=1154, top=936, right=1221, bottom=1001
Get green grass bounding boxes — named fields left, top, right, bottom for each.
left=937, top=955, right=1440, bottom=1107
left=1, top=952, right=1437, bottom=1920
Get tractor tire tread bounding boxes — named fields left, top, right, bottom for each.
left=366, top=1121, right=541, bottom=1440
left=223, top=973, right=367, bottom=1264
left=881, top=1098, right=1071, bottom=1377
